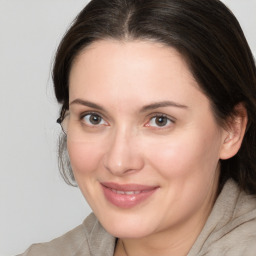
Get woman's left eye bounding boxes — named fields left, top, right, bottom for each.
left=146, top=115, right=173, bottom=128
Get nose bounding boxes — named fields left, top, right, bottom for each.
left=103, top=128, right=144, bottom=176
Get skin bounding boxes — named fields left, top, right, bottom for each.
left=67, top=40, right=246, bottom=256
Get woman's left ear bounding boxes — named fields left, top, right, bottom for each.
left=220, top=103, right=248, bottom=160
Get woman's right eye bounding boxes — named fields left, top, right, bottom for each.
left=81, top=113, right=108, bottom=126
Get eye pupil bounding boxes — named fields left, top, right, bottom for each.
left=156, top=116, right=167, bottom=126
left=89, top=114, right=101, bottom=124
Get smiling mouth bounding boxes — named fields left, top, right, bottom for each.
left=110, top=189, right=142, bottom=195
left=101, top=182, right=159, bottom=208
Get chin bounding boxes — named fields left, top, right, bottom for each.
left=105, top=224, right=153, bottom=239
left=97, top=211, right=157, bottom=239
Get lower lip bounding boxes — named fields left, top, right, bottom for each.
left=101, top=185, right=158, bottom=209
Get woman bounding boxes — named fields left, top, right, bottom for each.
left=20, top=0, right=256, bottom=255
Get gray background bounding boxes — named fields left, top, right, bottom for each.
left=0, top=1, right=255, bottom=255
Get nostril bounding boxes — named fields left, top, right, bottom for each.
left=102, top=149, right=144, bottom=176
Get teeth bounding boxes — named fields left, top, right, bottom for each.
left=111, top=189, right=141, bottom=195
left=125, top=191, right=140, bottom=195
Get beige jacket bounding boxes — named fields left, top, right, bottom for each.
left=18, top=180, right=256, bottom=256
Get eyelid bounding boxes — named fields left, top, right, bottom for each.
left=80, top=111, right=109, bottom=126
left=79, top=110, right=106, bottom=120
left=144, top=112, right=176, bottom=128
left=147, top=112, right=176, bottom=122
left=68, top=104, right=109, bottom=121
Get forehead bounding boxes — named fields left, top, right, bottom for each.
left=69, top=40, right=207, bottom=110
left=70, top=39, right=194, bottom=83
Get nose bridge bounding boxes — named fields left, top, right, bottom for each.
left=103, top=125, right=144, bottom=175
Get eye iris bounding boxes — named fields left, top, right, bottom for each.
left=155, top=116, right=167, bottom=126
left=89, top=114, right=101, bottom=124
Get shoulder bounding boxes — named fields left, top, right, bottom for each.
left=17, top=213, right=115, bottom=256
left=189, top=179, right=256, bottom=256
left=203, top=218, right=256, bottom=256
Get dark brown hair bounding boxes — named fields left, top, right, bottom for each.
left=53, top=0, right=256, bottom=193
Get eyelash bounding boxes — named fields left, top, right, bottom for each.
left=80, top=112, right=109, bottom=127
left=79, top=112, right=175, bottom=128
left=145, top=113, right=175, bottom=129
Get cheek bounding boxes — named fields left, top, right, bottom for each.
left=145, top=129, right=222, bottom=180
left=67, top=140, right=105, bottom=209
left=67, top=140, right=103, bottom=177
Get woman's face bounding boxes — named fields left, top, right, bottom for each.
left=68, top=40, right=227, bottom=239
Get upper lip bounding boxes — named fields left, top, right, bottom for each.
left=101, top=182, right=158, bottom=192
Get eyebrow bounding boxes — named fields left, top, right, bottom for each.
left=140, top=101, right=188, bottom=112
left=69, top=99, right=104, bottom=111
left=69, top=99, right=188, bottom=112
